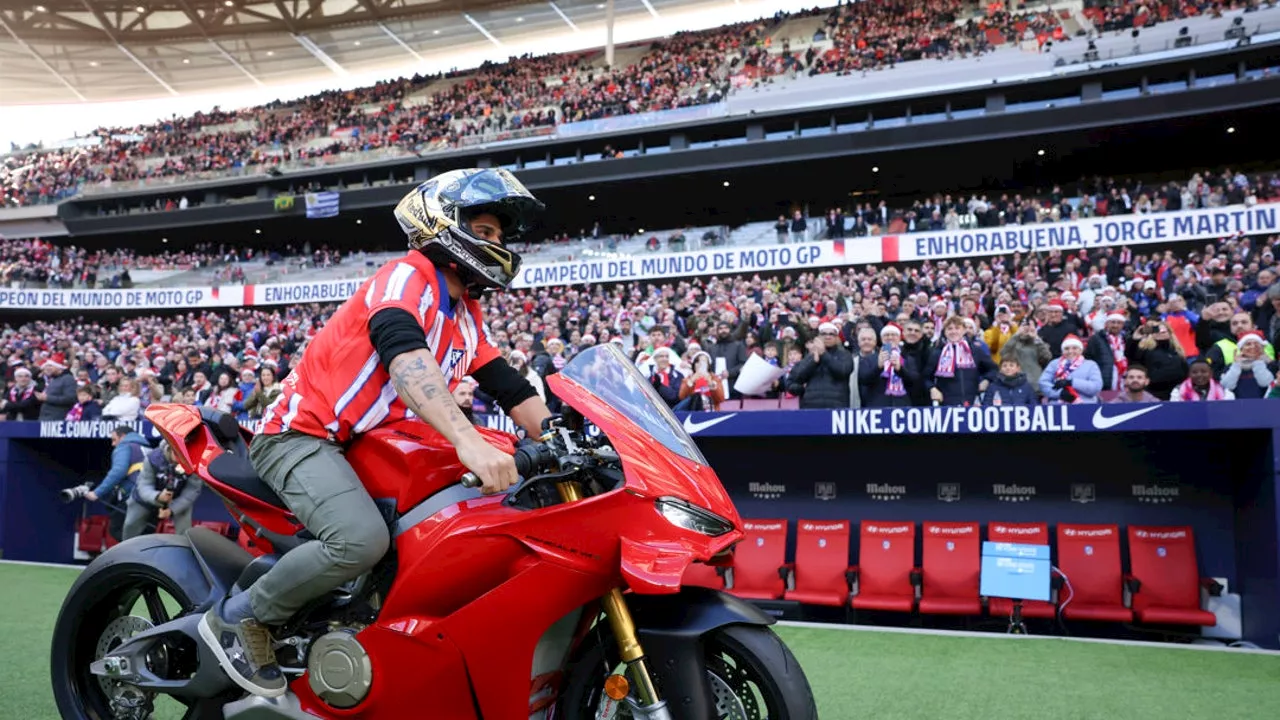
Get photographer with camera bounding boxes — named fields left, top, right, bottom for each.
left=123, top=441, right=203, bottom=539
left=82, top=425, right=150, bottom=542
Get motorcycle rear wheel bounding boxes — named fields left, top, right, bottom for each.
left=560, top=624, right=818, bottom=720
left=49, top=561, right=230, bottom=720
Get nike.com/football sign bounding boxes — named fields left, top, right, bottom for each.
left=831, top=405, right=1164, bottom=436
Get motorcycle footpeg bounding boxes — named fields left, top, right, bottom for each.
left=223, top=692, right=313, bottom=720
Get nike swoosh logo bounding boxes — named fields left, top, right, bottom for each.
left=682, top=413, right=738, bottom=435
left=1091, top=405, right=1162, bottom=430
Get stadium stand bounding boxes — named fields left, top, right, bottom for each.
left=917, top=521, right=984, bottom=616
left=1056, top=524, right=1133, bottom=623
left=849, top=521, right=918, bottom=614
left=5, top=0, right=1273, bottom=208
left=1125, top=525, right=1220, bottom=626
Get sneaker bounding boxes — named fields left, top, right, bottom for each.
left=198, top=599, right=288, bottom=698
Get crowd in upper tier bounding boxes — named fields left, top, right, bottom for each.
left=4, top=0, right=1245, bottom=208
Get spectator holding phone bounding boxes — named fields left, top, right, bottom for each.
left=1129, top=322, right=1188, bottom=400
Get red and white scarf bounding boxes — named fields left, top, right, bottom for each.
left=1106, top=331, right=1127, bottom=378
left=65, top=402, right=86, bottom=422
left=1176, top=377, right=1227, bottom=402
left=1054, top=354, right=1083, bottom=382
left=935, top=341, right=975, bottom=378
left=882, top=345, right=906, bottom=396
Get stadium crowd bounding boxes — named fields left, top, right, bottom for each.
left=3, top=216, right=1278, bottom=423
left=0, top=238, right=352, bottom=289
left=0, top=0, right=1229, bottom=208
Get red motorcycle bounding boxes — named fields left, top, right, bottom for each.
left=50, top=344, right=816, bottom=720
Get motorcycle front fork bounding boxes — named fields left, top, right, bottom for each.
left=555, top=481, right=669, bottom=716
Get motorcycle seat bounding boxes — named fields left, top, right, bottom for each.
left=207, top=451, right=288, bottom=510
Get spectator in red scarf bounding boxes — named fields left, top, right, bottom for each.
left=926, top=316, right=996, bottom=406
left=1085, top=312, right=1131, bottom=391
left=1038, top=334, right=1103, bottom=404
left=1170, top=359, right=1233, bottom=401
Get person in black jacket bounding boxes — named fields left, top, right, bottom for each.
left=707, top=321, right=748, bottom=394
left=37, top=355, right=77, bottom=421
left=900, top=319, right=933, bottom=406
left=786, top=322, right=854, bottom=408
left=1084, top=313, right=1130, bottom=391
left=927, top=316, right=997, bottom=406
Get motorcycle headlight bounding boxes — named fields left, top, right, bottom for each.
left=655, top=497, right=733, bottom=537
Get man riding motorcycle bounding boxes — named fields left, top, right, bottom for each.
left=198, top=168, right=554, bottom=698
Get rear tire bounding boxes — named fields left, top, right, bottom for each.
left=560, top=624, right=817, bottom=719
left=49, top=555, right=224, bottom=720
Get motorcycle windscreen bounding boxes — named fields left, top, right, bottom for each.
left=547, top=344, right=736, bottom=516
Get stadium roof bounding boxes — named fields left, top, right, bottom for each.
left=0, top=0, right=754, bottom=105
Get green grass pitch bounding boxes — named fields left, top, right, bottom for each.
left=5, top=563, right=1279, bottom=719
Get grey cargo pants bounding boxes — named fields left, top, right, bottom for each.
left=246, top=431, right=390, bottom=625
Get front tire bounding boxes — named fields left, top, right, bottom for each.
left=561, top=624, right=817, bottom=719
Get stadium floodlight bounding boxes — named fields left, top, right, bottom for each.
left=1227, top=127, right=1236, bottom=134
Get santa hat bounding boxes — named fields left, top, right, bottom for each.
left=818, top=322, right=839, bottom=334
left=1106, top=313, right=1127, bottom=324
left=42, top=353, right=66, bottom=370
left=880, top=323, right=903, bottom=339
left=1237, top=330, right=1266, bottom=348
left=1061, top=334, right=1084, bottom=350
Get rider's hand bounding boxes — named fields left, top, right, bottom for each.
left=457, top=436, right=518, bottom=495
left=157, top=489, right=174, bottom=504
left=157, top=508, right=172, bottom=520
left=85, top=490, right=98, bottom=502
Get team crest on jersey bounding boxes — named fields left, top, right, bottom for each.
left=443, top=347, right=467, bottom=378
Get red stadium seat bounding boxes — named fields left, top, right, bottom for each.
left=850, top=522, right=918, bottom=613
left=783, top=520, right=851, bottom=606
left=986, top=522, right=1057, bottom=619
left=1126, top=526, right=1218, bottom=626
left=1056, top=524, right=1132, bottom=622
left=740, top=398, right=781, bottom=411
left=76, top=515, right=108, bottom=554
left=157, top=520, right=176, bottom=534
left=918, top=521, right=982, bottom=616
left=682, top=562, right=725, bottom=590
left=726, top=520, right=788, bottom=600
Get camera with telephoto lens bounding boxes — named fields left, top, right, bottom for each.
left=58, top=483, right=94, bottom=504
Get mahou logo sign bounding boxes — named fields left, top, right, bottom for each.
left=992, top=483, right=1036, bottom=503
left=866, top=482, right=907, bottom=501
left=1132, top=483, right=1179, bottom=504
left=748, top=482, right=786, bottom=500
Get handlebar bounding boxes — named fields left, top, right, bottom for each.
left=458, top=440, right=557, bottom=489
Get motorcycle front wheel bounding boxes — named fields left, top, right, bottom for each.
left=560, top=624, right=818, bottom=720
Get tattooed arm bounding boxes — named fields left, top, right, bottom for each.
left=388, top=349, right=518, bottom=494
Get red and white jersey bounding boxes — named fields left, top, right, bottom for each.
left=261, top=252, right=498, bottom=443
